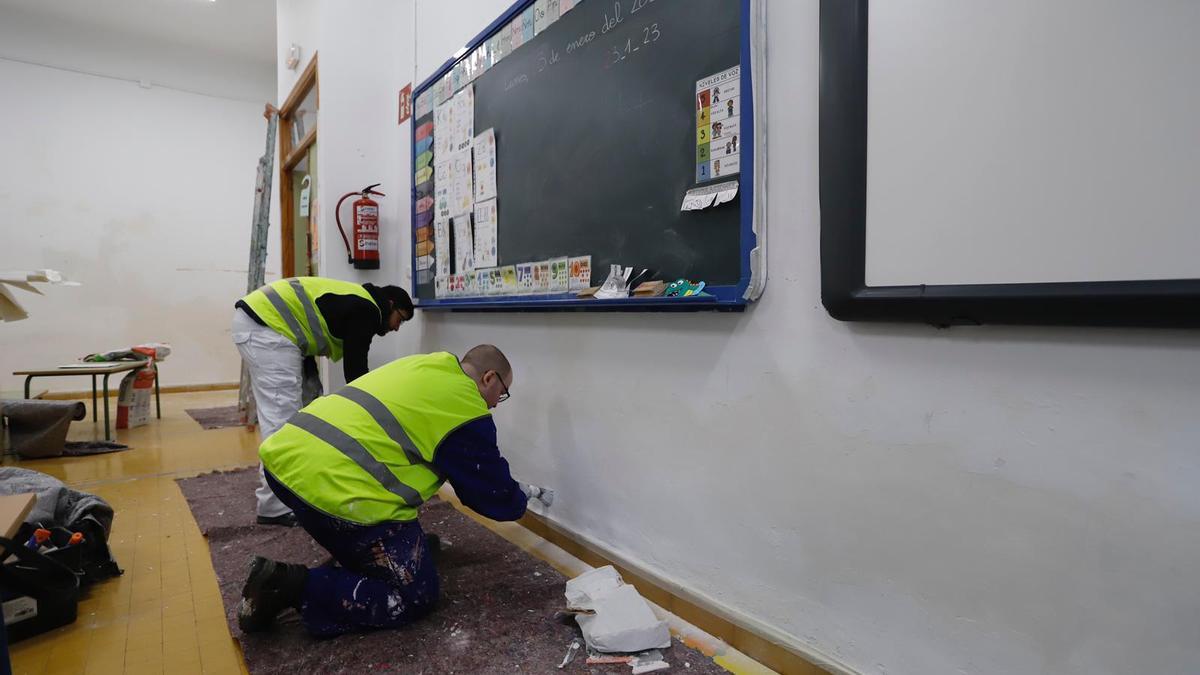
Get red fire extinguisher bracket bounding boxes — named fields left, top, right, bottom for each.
left=335, top=184, right=385, bottom=270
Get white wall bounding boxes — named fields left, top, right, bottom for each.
left=274, top=0, right=415, bottom=390
left=0, top=3, right=275, bottom=103
left=0, top=56, right=278, bottom=391
left=281, top=2, right=1200, bottom=674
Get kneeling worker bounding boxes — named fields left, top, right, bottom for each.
left=233, top=277, right=414, bottom=526
left=238, top=345, right=549, bottom=637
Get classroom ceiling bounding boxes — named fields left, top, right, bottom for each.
left=0, top=0, right=276, bottom=66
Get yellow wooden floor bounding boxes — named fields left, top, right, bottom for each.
left=4, top=390, right=260, bottom=675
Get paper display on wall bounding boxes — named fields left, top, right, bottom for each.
left=695, top=65, right=741, bottom=183
left=473, top=128, right=498, bottom=202
left=447, top=149, right=474, bottom=218
left=434, top=104, right=452, bottom=158
left=569, top=255, right=592, bottom=290
left=473, top=199, right=499, bottom=268
left=453, top=216, right=474, bottom=273
left=434, top=161, right=451, bottom=219
left=533, top=261, right=551, bottom=292
left=516, top=263, right=535, bottom=294
left=680, top=180, right=738, bottom=211
left=488, top=268, right=505, bottom=295
left=449, top=85, right=475, bottom=153
left=500, top=265, right=518, bottom=293
left=549, top=257, right=570, bottom=293
left=433, top=218, right=451, bottom=278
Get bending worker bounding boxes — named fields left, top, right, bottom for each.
left=237, top=345, right=549, bottom=636
left=232, top=277, right=414, bottom=526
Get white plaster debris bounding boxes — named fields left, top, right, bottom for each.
left=566, top=566, right=671, bottom=653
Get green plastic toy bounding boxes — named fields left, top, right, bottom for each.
left=664, top=279, right=706, bottom=297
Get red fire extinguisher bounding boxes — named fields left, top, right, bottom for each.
left=335, top=184, right=385, bottom=270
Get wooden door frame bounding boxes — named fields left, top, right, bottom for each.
left=279, top=54, right=319, bottom=277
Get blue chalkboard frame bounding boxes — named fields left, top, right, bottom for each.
left=410, top=0, right=763, bottom=312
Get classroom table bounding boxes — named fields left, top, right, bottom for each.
left=12, top=362, right=161, bottom=441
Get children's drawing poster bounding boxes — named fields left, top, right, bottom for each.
left=488, top=268, right=505, bottom=296
left=549, top=257, right=570, bottom=292
left=473, top=129, right=498, bottom=202
left=500, top=265, right=518, bottom=293
left=434, top=161, right=451, bottom=219
left=695, top=65, right=741, bottom=183
left=516, top=263, right=535, bottom=293
left=453, top=216, right=474, bottom=273
left=434, top=218, right=451, bottom=278
left=533, top=261, right=551, bottom=292
left=434, top=104, right=452, bottom=158
left=448, top=85, right=475, bottom=153
left=447, top=149, right=474, bottom=218
left=468, top=267, right=487, bottom=294
left=569, top=255, right=592, bottom=291
left=473, top=199, right=499, bottom=268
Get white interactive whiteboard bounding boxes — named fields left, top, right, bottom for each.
left=864, top=0, right=1200, bottom=288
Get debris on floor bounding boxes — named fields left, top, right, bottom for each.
left=558, top=637, right=582, bottom=668
left=631, top=649, right=671, bottom=673
left=562, top=565, right=676, bottom=671
left=566, top=565, right=671, bottom=653
left=177, top=468, right=729, bottom=674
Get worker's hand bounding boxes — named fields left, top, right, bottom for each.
left=520, top=483, right=555, bottom=507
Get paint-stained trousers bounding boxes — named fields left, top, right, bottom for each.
left=265, top=471, right=440, bottom=637
left=232, top=308, right=303, bottom=518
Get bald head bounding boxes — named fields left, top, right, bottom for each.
left=461, top=344, right=511, bottom=379
left=461, top=345, right=513, bottom=408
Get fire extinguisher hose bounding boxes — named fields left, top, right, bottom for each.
left=334, top=191, right=358, bottom=264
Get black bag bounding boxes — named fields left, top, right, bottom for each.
left=11, top=520, right=121, bottom=585
left=0, top=535, right=80, bottom=643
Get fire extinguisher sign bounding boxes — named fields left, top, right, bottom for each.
left=398, top=84, right=413, bottom=124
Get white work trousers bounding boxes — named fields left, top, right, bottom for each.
left=232, top=309, right=302, bottom=518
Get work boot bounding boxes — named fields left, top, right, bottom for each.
left=256, top=512, right=298, bottom=527
left=238, top=556, right=307, bottom=633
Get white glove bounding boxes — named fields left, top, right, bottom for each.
left=520, top=483, right=555, bottom=507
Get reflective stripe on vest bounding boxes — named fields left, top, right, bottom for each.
left=335, top=385, right=443, bottom=480
left=289, top=279, right=329, bottom=357
left=241, top=277, right=377, bottom=360
left=259, top=352, right=489, bottom=524
left=287, top=411, right=424, bottom=507
left=260, top=285, right=310, bottom=354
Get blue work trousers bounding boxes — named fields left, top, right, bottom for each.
left=265, top=471, right=439, bottom=637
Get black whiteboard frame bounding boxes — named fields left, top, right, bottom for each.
left=819, top=0, right=1200, bottom=328
left=410, top=0, right=764, bottom=313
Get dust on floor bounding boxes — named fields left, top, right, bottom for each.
left=177, top=468, right=727, bottom=674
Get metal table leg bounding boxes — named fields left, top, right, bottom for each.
left=154, top=363, right=161, bottom=419
left=92, top=374, right=98, bottom=422
left=103, top=373, right=113, bottom=441
left=23, top=375, right=33, bottom=399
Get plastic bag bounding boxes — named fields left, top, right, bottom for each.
left=116, top=357, right=156, bottom=429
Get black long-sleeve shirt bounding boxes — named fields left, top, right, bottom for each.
left=236, top=283, right=388, bottom=383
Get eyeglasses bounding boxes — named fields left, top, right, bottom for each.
left=494, top=373, right=510, bottom=403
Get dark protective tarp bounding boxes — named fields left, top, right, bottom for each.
left=2, top=399, right=85, bottom=459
